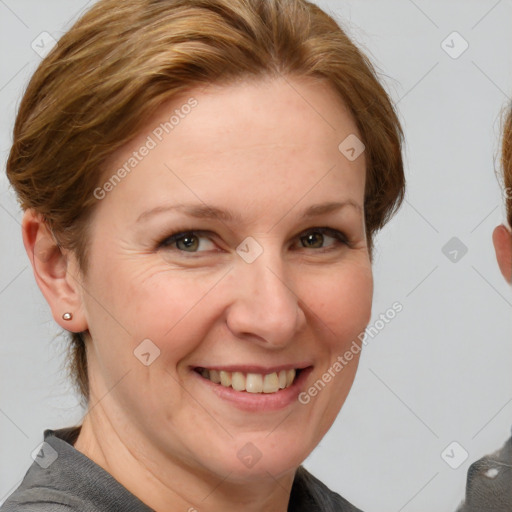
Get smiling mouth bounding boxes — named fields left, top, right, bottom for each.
left=194, top=367, right=302, bottom=394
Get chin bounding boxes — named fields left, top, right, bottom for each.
left=221, top=433, right=313, bottom=483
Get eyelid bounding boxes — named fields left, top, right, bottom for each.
left=158, top=226, right=351, bottom=254
left=158, top=230, right=216, bottom=250
left=296, top=227, right=351, bottom=251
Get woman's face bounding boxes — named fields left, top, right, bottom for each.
left=77, top=76, right=372, bottom=481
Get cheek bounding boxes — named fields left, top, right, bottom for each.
left=100, top=265, right=226, bottom=356
left=84, top=250, right=372, bottom=367
left=301, top=261, right=373, bottom=345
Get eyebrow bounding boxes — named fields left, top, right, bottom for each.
left=136, top=200, right=362, bottom=224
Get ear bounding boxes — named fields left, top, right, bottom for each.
left=22, top=209, right=88, bottom=332
left=492, top=224, right=512, bottom=284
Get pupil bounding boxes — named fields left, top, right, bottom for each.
left=179, top=235, right=198, bottom=251
left=304, top=232, right=323, bottom=248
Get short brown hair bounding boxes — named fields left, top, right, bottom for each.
left=502, top=108, right=512, bottom=225
left=7, top=0, right=405, bottom=403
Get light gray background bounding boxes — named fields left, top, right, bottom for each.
left=1, top=1, right=512, bottom=511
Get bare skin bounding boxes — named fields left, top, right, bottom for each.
left=493, top=224, right=512, bottom=283
left=23, top=76, right=372, bottom=512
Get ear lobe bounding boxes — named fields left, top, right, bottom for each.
left=492, top=224, right=512, bottom=284
left=22, top=209, right=88, bottom=332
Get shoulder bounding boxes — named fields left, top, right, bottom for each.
left=2, top=427, right=153, bottom=512
left=457, top=433, right=512, bottom=512
left=0, top=480, right=91, bottom=512
left=289, top=465, right=364, bottom=512
left=1, top=500, right=75, bottom=512
left=1, top=428, right=87, bottom=512
left=0, top=477, right=83, bottom=511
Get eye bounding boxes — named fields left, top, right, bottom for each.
left=159, top=231, right=216, bottom=253
left=297, top=227, right=349, bottom=250
left=157, top=227, right=350, bottom=255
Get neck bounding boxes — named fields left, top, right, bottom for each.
left=74, top=403, right=296, bottom=512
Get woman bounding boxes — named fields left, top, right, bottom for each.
left=1, top=0, right=404, bottom=510
left=456, top=108, right=512, bottom=511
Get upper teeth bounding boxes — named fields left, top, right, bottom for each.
left=199, top=368, right=296, bottom=393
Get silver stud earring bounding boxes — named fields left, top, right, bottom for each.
left=62, top=312, right=73, bottom=321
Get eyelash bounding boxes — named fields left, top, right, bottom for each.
left=157, top=227, right=351, bottom=254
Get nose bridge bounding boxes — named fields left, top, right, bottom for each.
left=227, top=243, right=305, bottom=344
left=252, top=258, right=294, bottom=311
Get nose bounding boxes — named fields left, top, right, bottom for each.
left=225, top=249, right=307, bottom=348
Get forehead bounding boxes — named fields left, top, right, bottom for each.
left=167, top=76, right=361, bottom=161
left=96, top=76, right=366, bottom=223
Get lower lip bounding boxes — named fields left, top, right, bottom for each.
left=192, top=367, right=313, bottom=412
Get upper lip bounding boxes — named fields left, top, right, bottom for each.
left=193, top=363, right=312, bottom=374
